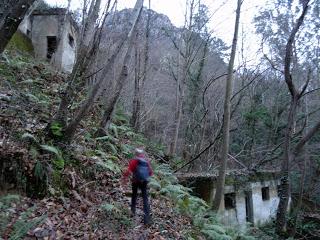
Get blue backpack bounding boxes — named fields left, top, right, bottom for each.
left=134, top=158, right=150, bottom=181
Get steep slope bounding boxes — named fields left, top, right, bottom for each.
left=0, top=49, right=259, bottom=239
left=0, top=51, right=202, bottom=239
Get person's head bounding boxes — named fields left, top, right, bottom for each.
left=135, top=148, right=144, bottom=156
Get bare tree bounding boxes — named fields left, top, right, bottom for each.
left=53, top=0, right=111, bottom=128
left=131, top=0, right=151, bottom=131
left=93, top=0, right=145, bottom=136
left=213, top=0, right=242, bottom=211
left=167, top=0, right=201, bottom=156
left=274, top=0, right=320, bottom=234
left=0, top=0, right=36, bottom=54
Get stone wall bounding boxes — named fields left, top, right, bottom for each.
left=31, top=14, right=60, bottom=60
left=60, top=20, right=76, bottom=72
left=178, top=174, right=282, bottom=227
left=251, top=180, right=279, bottom=225
left=221, top=180, right=280, bottom=226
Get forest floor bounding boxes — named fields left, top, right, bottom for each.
left=1, top=184, right=195, bottom=239
left=0, top=52, right=200, bottom=239
left=3, top=51, right=319, bottom=240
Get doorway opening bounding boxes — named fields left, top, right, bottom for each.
left=245, top=191, right=254, bottom=223
left=47, top=36, right=57, bottom=60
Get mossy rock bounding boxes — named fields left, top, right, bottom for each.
left=7, top=30, right=34, bottom=55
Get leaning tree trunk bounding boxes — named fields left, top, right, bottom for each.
left=95, top=0, right=144, bottom=135
left=213, top=0, right=242, bottom=211
left=0, top=0, right=36, bottom=54
left=70, top=0, right=144, bottom=140
left=53, top=0, right=104, bottom=127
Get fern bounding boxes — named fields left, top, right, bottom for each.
left=203, top=224, right=227, bottom=235
left=160, top=184, right=191, bottom=198
left=0, top=195, right=20, bottom=208
left=100, top=160, right=120, bottom=173
left=25, top=93, right=40, bottom=102
left=95, top=135, right=118, bottom=143
left=149, top=177, right=162, bottom=191
left=50, top=121, right=63, bottom=137
left=40, top=144, right=61, bottom=157
left=100, top=201, right=132, bottom=228
left=108, top=124, right=119, bottom=138
left=100, top=203, right=120, bottom=213
left=113, top=108, right=130, bottom=125
left=106, top=142, right=118, bottom=155
left=40, top=145, right=64, bottom=169
left=9, top=206, right=46, bottom=240
left=120, top=143, right=133, bottom=156
left=94, top=156, right=121, bottom=174
left=108, top=155, right=119, bottom=161
left=21, top=133, right=39, bottom=145
left=34, top=161, right=46, bottom=181
left=201, top=230, right=232, bottom=240
left=153, top=163, right=248, bottom=239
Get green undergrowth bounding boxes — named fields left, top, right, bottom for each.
left=87, top=111, right=255, bottom=239
left=0, top=195, right=46, bottom=239
left=1, top=51, right=257, bottom=239
left=99, top=202, right=133, bottom=231
left=150, top=164, right=255, bottom=240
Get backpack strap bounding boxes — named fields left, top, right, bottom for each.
left=135, top=157, right=148, bottom=164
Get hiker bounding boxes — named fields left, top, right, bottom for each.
left=122, top=148, right=153, bottom=225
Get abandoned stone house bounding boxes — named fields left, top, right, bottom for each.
left=178, top=171, right=282, bottom=226
left=18, top=8, right=77, bottom=72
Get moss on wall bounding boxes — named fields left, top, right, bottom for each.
left=7, top=31, right=34, bottom=55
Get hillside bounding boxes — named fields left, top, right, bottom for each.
left=0, top=50, right=260, bottom=240
left=1, top=0, right=320, bottom=239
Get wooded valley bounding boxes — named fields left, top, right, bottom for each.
left=0, top=0, right=320, bottom=239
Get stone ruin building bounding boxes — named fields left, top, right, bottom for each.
left=178, top=171, right=283, bottom=227
left=18, top=8, right=77, bottom=72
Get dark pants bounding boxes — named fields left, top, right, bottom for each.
left=131, top=181, right=151, bottom=224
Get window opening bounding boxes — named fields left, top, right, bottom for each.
left=68, top=34, right=74, bottom=48
left=224, top=193, right=236, bottom=209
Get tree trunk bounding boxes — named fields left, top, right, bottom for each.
left=131, top=45, right=141, bottom=129
left=131, top=2, right=151, bottom=131
left=276, top=1, right=310, bottom=233
left=276, top=98, right=298, bottom=233
left=169, top=55, right=187, bottom=156
left=0, top=0, right=36, bottom=54
left=53, top=0, right=103, bottom=127
left=289, top=97, right=308, bottom=237
left=97, top=64, right=129, bottom=133
left=91, top=0, right=145, bottom=137
left=213, top=0, right=242, bottom=211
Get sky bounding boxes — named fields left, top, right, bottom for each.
left=45, top=0, right=264, bottom=63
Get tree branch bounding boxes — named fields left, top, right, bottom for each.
left=294, top=120, right=320, bottom=156
left=284, top=1, right=310, bottom=97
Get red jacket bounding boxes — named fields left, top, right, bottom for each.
left=123, top=154, right=153, bottom=181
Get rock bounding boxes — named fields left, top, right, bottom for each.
left=0, top=93, right=12, bottom=102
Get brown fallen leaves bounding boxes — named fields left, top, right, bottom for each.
left=1, top=182, right=195, bottom=240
